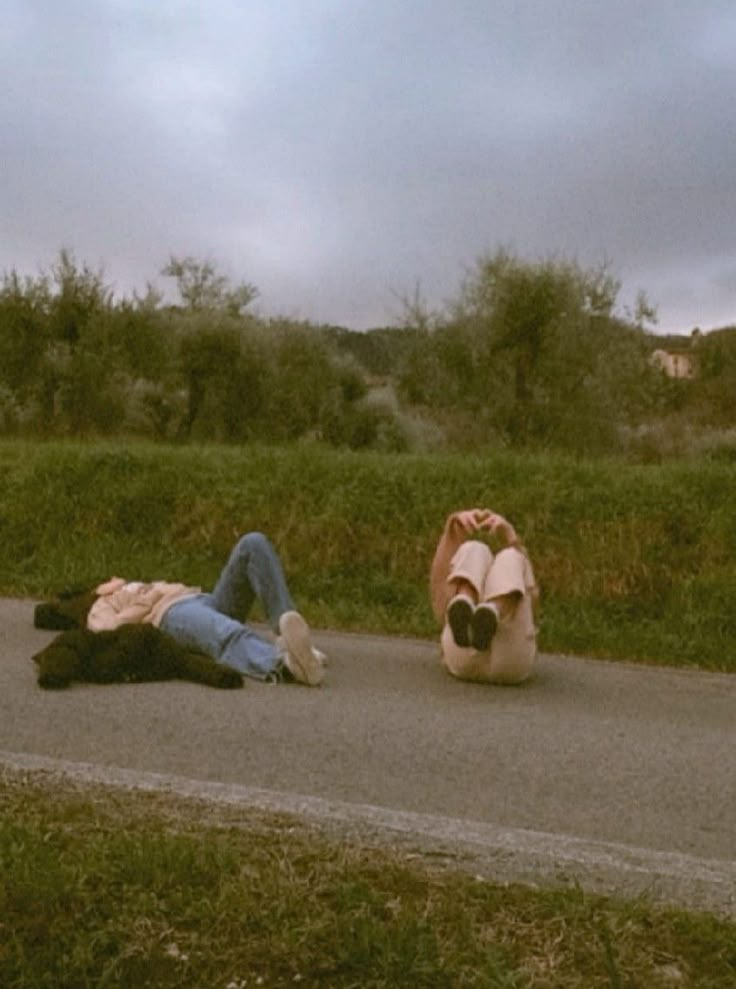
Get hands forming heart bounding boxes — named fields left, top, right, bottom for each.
left=451, top=508, right=518, bottom=545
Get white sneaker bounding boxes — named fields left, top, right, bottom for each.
left=277, top=611, right=325, bottom=686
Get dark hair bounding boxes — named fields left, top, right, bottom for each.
left=34, top=587, right=98, bottom=630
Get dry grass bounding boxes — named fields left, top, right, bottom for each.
left=2, top=770, right=734, bottom=988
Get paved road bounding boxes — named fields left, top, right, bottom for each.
left=1, top=597, right=734, bottom=914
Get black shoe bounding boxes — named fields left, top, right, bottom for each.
left=471, top=603, right=498, bottom=651
left=447, top=594, right=474, bottom=648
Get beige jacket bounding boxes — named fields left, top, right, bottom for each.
left=86, top=578, right=201, bottom=632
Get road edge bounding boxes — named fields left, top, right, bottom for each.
left=2, top=749, right=734, bottom=919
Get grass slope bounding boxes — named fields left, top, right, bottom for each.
left=2, top=772, right=734, bottom=989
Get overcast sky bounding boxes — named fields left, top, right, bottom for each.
left=2, top=1, right=735, bottom=333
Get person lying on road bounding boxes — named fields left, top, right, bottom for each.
left=36, top=531, right=326, bottom=686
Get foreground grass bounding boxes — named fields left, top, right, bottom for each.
left=1, top=438, right=735, bottom=670
left=1, top=772, right=734, bottom=989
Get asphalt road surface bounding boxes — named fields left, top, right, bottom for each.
left=1, top=597, right=734, bottom=915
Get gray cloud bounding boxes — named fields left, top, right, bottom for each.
left=2, top=0, right=735, bottom=330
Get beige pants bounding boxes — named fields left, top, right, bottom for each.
left=441, top=541, right=537, bottom=684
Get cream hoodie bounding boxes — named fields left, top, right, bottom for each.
left=86, top=578, right=201, bottom=632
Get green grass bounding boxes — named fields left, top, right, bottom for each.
left=2, top=771, right=734, bottom=989
left=1, top=438, right=735, bottom=670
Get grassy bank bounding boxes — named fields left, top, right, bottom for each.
left=2, top=771, right=734, bottom=989
left=1, top=438, right=734, bottom=670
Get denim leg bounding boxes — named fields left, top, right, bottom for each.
left=210, top=531, right=295, bottom=632
left=161, top=595, right=281, bottom=680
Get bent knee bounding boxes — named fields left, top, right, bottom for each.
left=238, top=531, right=271, bottom=555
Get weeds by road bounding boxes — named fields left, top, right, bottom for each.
left=1, top=771, right=734, bottom=988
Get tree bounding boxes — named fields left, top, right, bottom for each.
left=454, top=250, right=626, bottom=443
left=162, top=256, right=258, bottom=315
left=48, top=248, right=112, bottom=346
left=265, top=322, right=338, bottom=440
left=396, top=249, right=657, bottom=451
left=178, top=323, right=242, bottom=438
left=690, top=326, right=736, bottom=426
left=0, top=268, right=51, bottom=399
left=0, top=250, right=124, bottom=433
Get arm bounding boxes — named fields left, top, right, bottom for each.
left=489, top=514, right=539, bottom=612
left=86, top=585, right=156, bottom=631
left=429, top=509, right=489, bottom=622
left=486, top=512, right=523, bottom=551
left=429, top=508, right=529, bottom=622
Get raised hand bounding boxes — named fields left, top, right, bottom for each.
left=484, top=512, right=519, bottom=545
left=449, top=509, right=519, bottom=545
left=450, top=508, right=491, bottom=534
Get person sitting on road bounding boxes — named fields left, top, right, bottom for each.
left=40, top=531, right=326, bottom=686
left=430, top=508, right=538, bottom=684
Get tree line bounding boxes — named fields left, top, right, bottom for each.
left=1, top=248, right=733, bottom=455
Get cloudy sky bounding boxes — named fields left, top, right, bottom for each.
left=2, top=1, right=735, bottom=332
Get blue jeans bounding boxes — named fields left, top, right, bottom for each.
left=160, top=532, right=296, bottom=680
